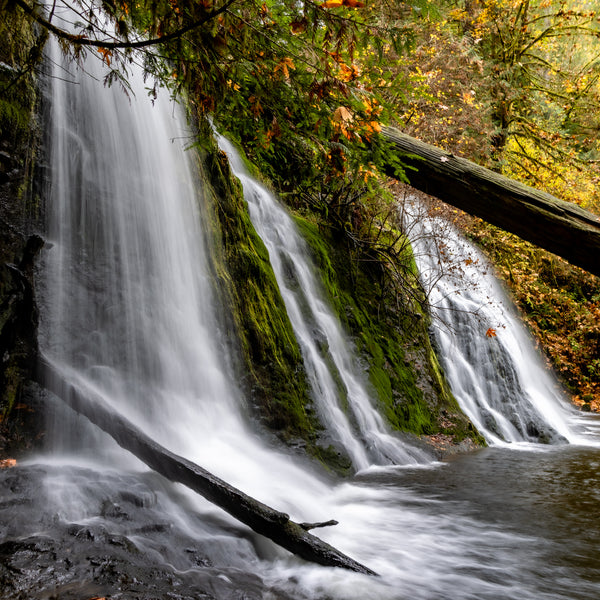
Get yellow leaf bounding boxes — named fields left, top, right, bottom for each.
left=274, top=57, right=295, bottom=80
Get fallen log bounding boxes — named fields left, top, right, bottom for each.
left=381, top=126, right=600, bottom=278
left=35, top=356, right=377, bottom=576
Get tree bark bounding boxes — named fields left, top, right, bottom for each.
left=381, top=126, right=600, bottom=278
left=35, top=357, right=377, bottom=576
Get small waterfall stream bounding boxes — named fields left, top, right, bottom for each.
left=214, top=133, right=427, bottom=469
left=403, top=200, right=596, bottom=446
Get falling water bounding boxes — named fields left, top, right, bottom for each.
left=5, top=10, right=600, bottom=598
left=214, top=133, right=427, bottom=469
left=40, top=44, right=250, bottom=461
left=403, top=199, right=596, bottom=446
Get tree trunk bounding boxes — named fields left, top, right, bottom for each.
left=35, top=357, right=377, bottom=576
left=381, top=126, right=600, bottom=278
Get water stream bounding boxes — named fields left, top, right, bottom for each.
left=403, top=200, right=599, bottom=446
left=1, top=23, right=600, bottom=599
left=214, top=133, right=427, bottom=469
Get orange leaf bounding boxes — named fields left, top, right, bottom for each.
left=97, top=47, right=112, bottom=66
left=322, top=0, right=343, bottom=7
left=274, top=57, right=295, bottom=80
left=0, top=459, right=17, bottom=469
left=485, top=328, right=497, bottom=338
left=367, top=120, right=382, bottom=133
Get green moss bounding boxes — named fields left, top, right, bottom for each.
left=294, top=214, right=483, bottom=447
left=196, top=137, right=323, bottom=449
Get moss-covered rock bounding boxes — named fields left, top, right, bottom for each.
left=194, top=133, right=325, bottom=456
left=294, top=214, right=484, bottom=453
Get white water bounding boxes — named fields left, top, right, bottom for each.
left=403, top=200, right=599, bottom=446
left=30, top=14, right=600, bottom=599
left=214, top=133, right=427, bottom=469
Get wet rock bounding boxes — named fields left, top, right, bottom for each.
left=0, top=465, right=301, bottom=600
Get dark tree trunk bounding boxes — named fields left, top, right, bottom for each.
left=35, top=357, right=377, bottom=576
left=381, top=127, right=600, bottom=278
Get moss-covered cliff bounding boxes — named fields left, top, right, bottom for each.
left=194, top=131, right=327, bottom=454
left=294, top=214, right=483, bottom=453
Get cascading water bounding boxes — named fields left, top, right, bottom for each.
left=403, top=199, right=596, bottom=446
left=40, top=40, right=248, bottom=462
left=3, top=8, right=600, bottom=599
left=214, top=133, right=427, bottom=469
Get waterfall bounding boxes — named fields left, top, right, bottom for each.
left=214, top=133, right=427, bottom=469
left=37, top=34, right=442, bottom=597
left=40, top=42, right=250, bottom=462
left=403, top=199, right=593, bottom=446
left=9, top=13, right=598, bottom=600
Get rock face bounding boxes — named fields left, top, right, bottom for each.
left=0, top=464, right=293, bottom=600
left=0, top=8, right=46, bottom=456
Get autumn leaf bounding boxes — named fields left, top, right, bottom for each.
left=274, top=57, right=295, bottom=80
left=322, top=0, right=364, bottom=7
left=485, top=328, right=497, bottom=338
left=333, top=106, right=353, bottom=123
left=97, top=47, right=112, bottom=66
left=339, top=62, right=359, bottom=82
left=290, top=19, right=307, bottom=35
left=0, top=459, right=17, bottom=469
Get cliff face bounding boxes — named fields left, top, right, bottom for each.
left=0, top=8, right=46, bottom=456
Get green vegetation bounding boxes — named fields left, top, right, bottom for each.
left=198, top=139, right=319, bottom=443
left=295, top=214, right=482, bottom=445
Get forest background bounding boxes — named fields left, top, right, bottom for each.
left=3, top=0, right=600, bottom=413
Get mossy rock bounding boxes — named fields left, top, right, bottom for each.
left=0, top=7, right=46, bottom=456
left=195, top=135, right=325, bottom=454
left=294, top=215, right=483, bottom=449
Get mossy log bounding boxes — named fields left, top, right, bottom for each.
left=381, top=127, right=600, bottom=278
left=36, top=357, right=377, bottom=576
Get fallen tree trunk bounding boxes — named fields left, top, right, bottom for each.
left=35, top=357, right=377, bottom=576
left=381, top=126, right=600, bottom=278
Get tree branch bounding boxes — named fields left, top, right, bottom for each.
left=14, top=0, right=238, bottom=50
